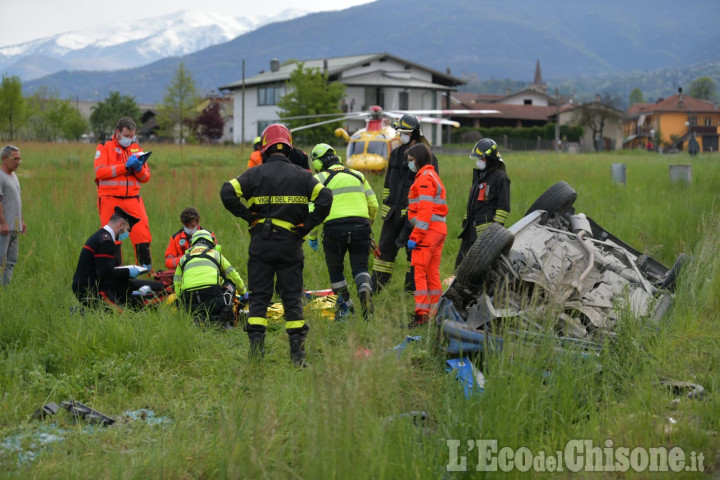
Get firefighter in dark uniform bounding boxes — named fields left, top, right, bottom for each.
left=72, top=206, right=164, bottom=309
left=370, top=114, right=438, bottom=294
left=308, top=143, right=378, bottom=321
left=455, top=138, right=511, bottom=268
left=221, top=124, right=333, bottom=367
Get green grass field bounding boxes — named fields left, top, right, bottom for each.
left=1, top=143, right=719, bottom=478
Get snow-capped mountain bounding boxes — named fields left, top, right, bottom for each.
left=0, top=8, right=308, bottom=80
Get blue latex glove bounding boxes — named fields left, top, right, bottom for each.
left=128, top=266, right=140, bottom=278
left=407, top=239, right=417, bottom=250
left=125, top=155, right=142, bottom=172
left=242, top=292, right=249, bottom=301
left=142, top=264, right=152, bottom=273
left=308, top=238, right=319, bottom=251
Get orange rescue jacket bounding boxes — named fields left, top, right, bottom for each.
left=247, top=150, right=262, bottom=169
left=408, top=164, right=448, bottom=242
left=94, top=136, right=151, bottom=197
left=164, top=227, right=216, bottom=269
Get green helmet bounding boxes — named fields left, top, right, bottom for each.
left=253, top=136, right=261, bottom=150
left=191, top=229, right=215, bottom=247
left=311, top=143, right=341, bottom=172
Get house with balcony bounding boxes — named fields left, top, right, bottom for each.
left=219, top=52, right=465, bottom=144
left=623, top=91, right=720, bottom=152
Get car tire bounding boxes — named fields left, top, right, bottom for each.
left=660, top=253, right=689, bottom=292
left=525, top=181, right=577, bottom=216
left=454, top=223, right=514, bottom=289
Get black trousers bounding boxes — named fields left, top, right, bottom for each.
left=322, top=222, right=371, bottom=294
left=455, top=228, right=478, bottom=269
left=180, top=285, right=228, bottom=320
left=371, top=209, right=413, bottom=292
left=73, top=279, right=164, bottom=309
left=246, top=227, right=306, bottom=335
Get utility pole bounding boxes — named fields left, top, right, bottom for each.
left=241, top=59, right=246, bottom=146
left=555, top=87, right=560, bottom=152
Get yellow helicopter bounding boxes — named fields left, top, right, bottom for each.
left=290, top=105, right=498, bottom=171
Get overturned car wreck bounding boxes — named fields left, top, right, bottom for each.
left=438, top=181, right=685, bottom=354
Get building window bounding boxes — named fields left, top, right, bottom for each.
left=258, top=86, right=284, bottom=106
left=524, top=99, right=532, bottom=105
left=399, top=91, right=409, bottom=110
left=257, top=120, right=274, bottom=136
left=705, top=117, right=713, bottom=126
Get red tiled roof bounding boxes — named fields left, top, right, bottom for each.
left=448, top=100, right=557, bottom=121
left=625, top=94, right=719, bottom=115
left=451, top=92, right=505, bottom=107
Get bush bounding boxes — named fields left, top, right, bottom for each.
left=453, top=123, right=584, bottom=143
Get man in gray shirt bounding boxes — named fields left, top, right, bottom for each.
left=0, top=145, right=25, bottom=285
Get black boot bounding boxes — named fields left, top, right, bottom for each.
left=359, top=290, right=373, bottom=321
left=135, top=242, right=152, bottom=267
left=333, top=285, right=354, bottom=321
left=408, top=312, right=430, bottom=329
left=247, top=331, right=266, bottom=360
left=370, top=271, right=392, bottom=294
left=289, top=334, right=308, bottom=368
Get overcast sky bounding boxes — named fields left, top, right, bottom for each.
left=0, top=0, right=374, bottom=47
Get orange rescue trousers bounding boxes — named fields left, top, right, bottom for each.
left=410, top=229, right=446, bottom=315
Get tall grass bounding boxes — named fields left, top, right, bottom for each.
left=0, top=143, right=718, bottom=477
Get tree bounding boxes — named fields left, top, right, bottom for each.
left=90, top=92, right=142, bottom=141
left=687, top=76, right=717, bottom=101
left=156, top=62, right=200, bottom=144
left=25, top=86, right=63, bottom=141
left=23, top=87, right=89, bottom=141
left=194, top=100, right=225, bottom=143
left=0, top=74, right=26, bottom=141
left=60, top=103, right=89, bottom=141
left=628, top=88, right=645, bottom=105
left=277, top=62, right=346, bottom=145
left=577, top=93, right=623, bottom=152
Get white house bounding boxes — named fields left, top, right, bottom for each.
left=219, top=52, right=466, bottom=145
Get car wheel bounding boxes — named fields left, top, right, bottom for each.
left=454, top=223, right=514, bottom=290
left=525, top=181, right=577, bottom=217
left=660, top=253, right=689, bottom=292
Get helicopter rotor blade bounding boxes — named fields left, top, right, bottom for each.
left=274, top=111, right=369, bottom=122
left=382, top=111, right=460, bottom=127
left=290, top=116, right=353, bottom=133
left=389, top=109, right=500, bottom=115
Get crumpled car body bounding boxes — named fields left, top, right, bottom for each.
left=438, top=181, right=682, bottom=354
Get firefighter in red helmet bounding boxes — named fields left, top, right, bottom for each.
left=221, top=124, right=333, bottom=367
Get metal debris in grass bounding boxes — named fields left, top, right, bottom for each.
left=122, top=409, right=172, bottom=426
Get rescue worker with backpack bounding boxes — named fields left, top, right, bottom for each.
left=455, top=138, right=511, bottom=268
left=308, top=143, right=378, bottom=321
left=405, top=144, right=448, bottom=328
left=173, top=229, right=247, bottom=325
left=221, top=124, right=333, bottom=367
left=371, top=114, right=438, bottom=294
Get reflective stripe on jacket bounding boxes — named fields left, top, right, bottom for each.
left=173, top=245, right=245, bottom=294
left=408, top=165, right=447, bottom=242
left=314, top=165, right=378, bottom=223
left=220, top=153, right=332, bottom=233
left=94, top=136, right=151, bottom=197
